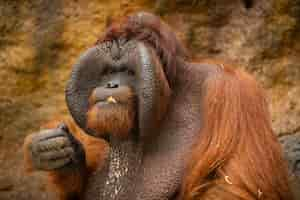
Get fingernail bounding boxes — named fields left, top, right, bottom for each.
left=57, top=123, right=69, bottom=133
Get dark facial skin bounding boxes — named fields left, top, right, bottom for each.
left=99, top=66, right=136, bottom=88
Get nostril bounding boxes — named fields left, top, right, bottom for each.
left=112, top=83, right=119, bottom=88
left=107, top=82, right=119, bottom=88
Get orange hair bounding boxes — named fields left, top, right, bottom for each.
left=181, top=66, right=293, bottom=200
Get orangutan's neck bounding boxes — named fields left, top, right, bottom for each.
left=83, top=133, right=143, bottom=200
left=102, top=136, right=143, bottom=199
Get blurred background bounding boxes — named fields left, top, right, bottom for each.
left=0, top=0, right=299, bottom=199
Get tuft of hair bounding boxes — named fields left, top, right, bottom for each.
left=86, top=103, right=136, bottom=139
left=181, top=66, right=293, bottom=200
left=97, top=12, right=187, bottom=85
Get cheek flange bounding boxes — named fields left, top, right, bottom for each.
left=136, top=43, right=158, bottom=139
left=65, top=46, right=110, bottom=136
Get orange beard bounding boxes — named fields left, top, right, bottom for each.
left=86, top=102, right=136, bottom=139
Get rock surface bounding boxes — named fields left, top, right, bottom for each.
left=280, top=133, right=300, bottom=177
left=0, top=0, right=299, bottom=199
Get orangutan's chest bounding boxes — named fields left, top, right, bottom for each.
left=83, top=140, right=143, bottom=200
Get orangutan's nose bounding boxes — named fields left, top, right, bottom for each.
left=106, top=81, right=119, bottom=89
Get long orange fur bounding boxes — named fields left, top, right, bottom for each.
left=181, top=65, right=292, bottom=200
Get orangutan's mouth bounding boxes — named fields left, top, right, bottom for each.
left=94, top=97, right=118, bottom=107
left=89, top=86, right=135, bottom=107
left=93, top=95, right=117, bottom=105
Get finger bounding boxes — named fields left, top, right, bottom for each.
left=41, top=157, right=72, bottom=170
left=33, top=129, right=67, bottom=143
left=36, top=137, right=71, bottom=152
left=39, top=147, right=74, bottom=161
left=57, top=123, right=70, bottom=133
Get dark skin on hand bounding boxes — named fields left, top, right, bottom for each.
left=23, top=12, right=295, bottom=200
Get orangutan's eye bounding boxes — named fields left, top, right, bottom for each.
left=102, top=67, right=115, bottom=75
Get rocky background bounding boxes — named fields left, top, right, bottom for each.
left=0, top=0, right=299, bottom=199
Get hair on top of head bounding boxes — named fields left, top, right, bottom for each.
left=96, top=12, right=188, bottom=85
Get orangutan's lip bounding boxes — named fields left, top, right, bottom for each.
left=93, top=96, right=118, bottom=105
left=94, top=101, right=110, bottom=106
left=91, top=95, right=135, bottom=108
